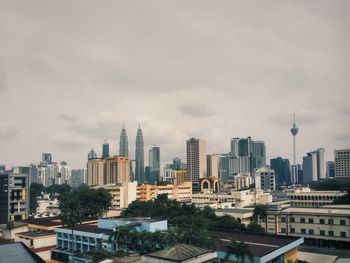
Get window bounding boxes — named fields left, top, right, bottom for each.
left=290, top=217, right=295, bottom=223
left=308, top=218, right=314, bottom=224
left=301, top=229, right=306, bottom=234
left=340, top=220, right=346, bottom=225
left=341, top=232, right=346, bottom=238
left=281, top=217, right=286, bottom=223
left=300, top=218, right=305, bottom=223
left=320, top=230, right=325, bottom=236
left=309, top=229, right=314, bottom=235
left=291, top=228, right=295, bottom=233
left=319, top=218, right=325, bottom=224
left=328, top=231, right=334, bottom=236
left=281, top=228, right=286, bottom=233
left=328, top=219, right=334, bottom=225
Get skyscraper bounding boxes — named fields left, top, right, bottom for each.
left=207, top=154, right=219, bottom=178
left=135, top=124, right=145, bottom=184
left=102, top=140, right=110, bottom=159
left=148, top=146, right=160, bottom=184
left=119, top=123, right=129, bottom=157
left=290, top=114, right=299, bottom=184
left=326, top=161, right=335, bottom=178
left=302, top=152, right=318, bottom=183
left=88, top=149, right=97, bottom=160
left=186, top=138, right=207, bottom=192
left=270, top=157, right=291, bottom=186
left=42, top=153, right=52, bottom=164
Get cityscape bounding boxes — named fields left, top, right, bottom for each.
left=1, top=1, right=350, bottom=263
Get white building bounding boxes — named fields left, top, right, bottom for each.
left=233, top=173, right=252, bottom=190
left=255, top=166, right=276, bottom=191
left=335, top=149, right=350, bottom=179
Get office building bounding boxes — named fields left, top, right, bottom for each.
left=147, top=146, right=160, bottom=184
left=186, top=138, right=207, bottom=192
left=252, top=140, right=266, bottom=168
left=135, top=124, right=145, bottom=184
left=255, top=166, right=276, bottom=191
left=270, top=157, right=291, bottom=186
left=71, top=169, right=87, bottom=187
left=171, top=157, right=186, bottom=170
left=207, top=154, right=219, bottom=178
left=37, top=162, right=71, bottom=186
left=335, top=149, right=350, bottom=179
left=218, top=154, right=233, bottom=184
left=104, top=156, right=131, bottom=184
left=0, top=173, right=29, bottom=224
left=87, top=158, right=105, bottom=186
left=87, top=148, right=97, bottom=160
left=326, top=161, right=335, bottom=178
left=29, top=164, right=38, bottom=184
left=41, top=153, right=52, bottom=165
left=119, top=123, right=129, bottom=157
left=303, top=149, right=325, bottom=183
left=102, top=141, right=109, bottom=159
left=138, top=182, right=192, bottom=202
left=0, top=164, right=5, bottom=173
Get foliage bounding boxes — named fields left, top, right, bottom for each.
left=246, top=222, right=265, bottom=233
left=122, top=194, right=245, bottom=231
left=44, top=184, right=71, bottom=199
left=225, top=240, right=253, bottom=263
left=252, top=204, right=268, bottom=232
left=334, top=191, right=350, bottom=204
left=29, top=183, right=44, bottom=214
left=92, top=248, right=116, bottom=262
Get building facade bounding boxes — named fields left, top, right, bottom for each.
left=255, top=166, right=276, bottom=191
left=135, top=125, right=145, bottom=184
left=335, top=149, right=350, bottom=180
left=270, top=157, right=291, bottom=186
left=119, top=124, right=129, bottom=157
left=137, top=182, right=192, bottom=202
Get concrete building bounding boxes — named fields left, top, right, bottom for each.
left=326, top=161, right=335, bottom=178
left=96, top=182, right=137, bottom=210
left=87, top=158, right=105, bottom=186
left=271, top=187, right=346, bottom=207
left=186, top=138, right=207, bottom=192
left=52, top=218, right=167, bottom=262
left=71, top=168, right=87, bottom=187
left=255, top=166, right=276, bottom=191
left=0, top=173, right=29, bottom=224
left=232, top=173, right=252, bottom=190
left=147, top=146, right=160, bottom=184
left=303, top=148, right=325, bottom=183
left=258, top=204, right=350, bottom=248
left=207, top=154, right=219, bottom=178
left=335, top=149, right=350, bottom=180
left=137, top=182, right=192, bottom=202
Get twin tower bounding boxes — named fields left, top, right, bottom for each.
left=119, top=124, right=145, bottom=184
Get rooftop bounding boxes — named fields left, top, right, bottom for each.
left=23, top=216, right=97, bottom=228
left=281, top=206, right=350, bottom=216
left=62, top=224, right=114, bottom=235
left=0, top=242, right=45, bottom=263
left=16, top=231, right=55, bottom=238
left=145, top=244, right=214, bottom=262
left=216, top=208, right=253, bottom=214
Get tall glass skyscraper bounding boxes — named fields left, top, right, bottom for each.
left=135, top=125, right=145, bottom=184
left=119, top=123, right=129, bottom=157
left=102, top=141, right=109, bottom=159
left=148, top=146, right=160, bottom=184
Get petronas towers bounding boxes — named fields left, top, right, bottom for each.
left=118, top=123, right=145, bottom=184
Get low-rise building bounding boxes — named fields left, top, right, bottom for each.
left=215, top=208, right=253, bottom=225
left=255, top=166, right=276, bottom=191
left=137, top=182, right=192, bottom=202
left=258, top=204, right=350, bottom=249
left=272, top=187, right=346, bottom=207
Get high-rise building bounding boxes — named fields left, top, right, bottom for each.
left=104, top=156, right=131, bottom=184
left=0, top=173, right=29, bottom=224
left=29, top=164, right=38, bottom=184
left=302, top=148, right=325, bottom=183
left=135, top=125, right=145, bottom=184
left=255, top=166, right=276, bottom=191
left=119, top=123, right=129, bottom=157
left=270, top=157, right=291, bottom=186
left=71, top=169, right=87, bottom=187
left=147, top=146, right=160, bottom=184
left=171, top=157, right=186, bottom=170
left=207, top=154, right=219, bottom=178
left=42, top=153, right=52, bottom=165
left=0, top=164, right=6, bottom=173
left=102, top=141, right=110, bottom=159
left=335, top=149, right=350, bottom=179
left=302, top=152, right=318, bottom=183
left=326, top=161, right=335, bottom=178
left=87, top=158, right=105, bottom=186
left=252, top=141, right=266, bottom=169
left=88, top=149, right=97, bottom=160
left=186, top=138, right=207, bottom=192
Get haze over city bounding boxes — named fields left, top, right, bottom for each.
left=1, top=1, right=350, bottom=168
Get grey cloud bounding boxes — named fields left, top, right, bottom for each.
left=179, top=104, right=216, bottom=118
left=0, top=125, right=17, bottom=140
left=59, top=113, right=79, bottom=122
left=0, top=73, right=7, bottom=91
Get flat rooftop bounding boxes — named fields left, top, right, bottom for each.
left=22, top=216, right=97, bottom=227
left=62, top=224, right=114, bottom=235
left=16, top=231, right=55, bottom=238
left=281, top=206, right=350, bottom=216
left=216, top=208, right=253, bottom=214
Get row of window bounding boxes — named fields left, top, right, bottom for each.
left=281, top=228, right=347, bottom=238
left=281, top=217, right=346, bottom=225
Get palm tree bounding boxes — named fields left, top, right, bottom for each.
left=252, top=205, right=268, bottom=232
left=109, top=226, right=132, bottom=255
left=224, top=240, right=254, bottom=263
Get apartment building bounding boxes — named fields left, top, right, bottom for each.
left=259, top=204, right=350, bottom=249
left=137, top=182, right=192, bottom=202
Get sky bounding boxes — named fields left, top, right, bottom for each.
left=0, top=0, right=349, bottom=169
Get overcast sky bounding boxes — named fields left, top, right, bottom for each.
left=0, top=1, right=349, bottom=169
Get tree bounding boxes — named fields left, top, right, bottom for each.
left=59, top=187, right=112, bottom=261
left=92, top=248, right=116, bottom=262
left=252, top=205, right=268, bottom=232
left=334, top=192, right=350, bottom=204
left=246, top=222, right=265, bottom=233
left=225, top=240, right=254, bottom=263
left=29, top=183, right=44, bottom=214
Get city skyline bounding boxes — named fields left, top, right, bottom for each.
left=0, top=1, right=349, bottom=168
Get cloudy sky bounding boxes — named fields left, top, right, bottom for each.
left=0, top=0, right=349, bottom=169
